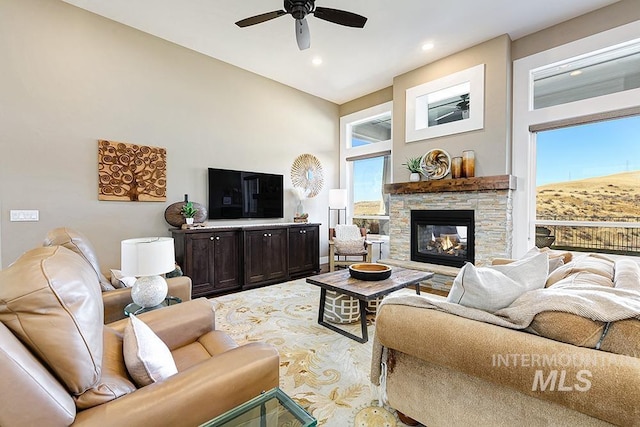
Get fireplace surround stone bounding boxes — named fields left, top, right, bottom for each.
left=384, top=175, right=515, bottom=279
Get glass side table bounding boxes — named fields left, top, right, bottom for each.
left=123, top=296, right=182, bottom=316
left=200, top=387, right=316, bottom=427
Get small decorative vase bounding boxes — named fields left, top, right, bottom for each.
left=451, top=157, right=463, bottom=179
left=185, top=217, right=194, bottom=225
left=409, top=172, right=421, bottom=182
left=462, top=150, right=475, bottom=178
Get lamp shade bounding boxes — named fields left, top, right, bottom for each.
left=121, top=237, right=175, bottom=277
left=329, top=189, right=348, bottom=209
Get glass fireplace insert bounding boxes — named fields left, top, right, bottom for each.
left=410, top=209, right=475, bottom=268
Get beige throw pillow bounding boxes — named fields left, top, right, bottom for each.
left=447, top=252, right=549, bottom=312
left=123, top=314, right=178, bottom=387
left=333, top=237, right=366, bottom=254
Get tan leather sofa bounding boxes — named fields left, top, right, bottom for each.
left=43, top=227, right=192, bottom=323
left=0, top=245, right=280, bottom=426
left=372, top=253, right=640, bottom=426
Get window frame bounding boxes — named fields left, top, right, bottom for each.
left=339, top=102, right=393, bottom=230
left=512, top=20, right=640, bottom=257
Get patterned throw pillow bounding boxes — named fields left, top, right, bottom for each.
left=334, top=237, right=366, bottom=254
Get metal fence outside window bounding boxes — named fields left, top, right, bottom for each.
left=536, top=216, right=640, bottom=256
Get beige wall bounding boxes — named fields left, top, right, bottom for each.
left=392, top=35, right=512, bottom=182
left=512, top=0, right=640, bottom=60
left=0, top=0, right=339, bottom=268
left=339, top=87, right=393, bottom=117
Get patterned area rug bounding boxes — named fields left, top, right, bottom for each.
left=210, top=279, right=407, bottom=426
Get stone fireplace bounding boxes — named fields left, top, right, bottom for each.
left=411, top=209, right=475, bottom=268
left=385, top=175, right=515, bottom=271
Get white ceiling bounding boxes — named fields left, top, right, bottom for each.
left=61, top=0, right=620, bottom=104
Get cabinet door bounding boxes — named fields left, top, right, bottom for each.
left=289, top=226, right=319, bottom=276
left=244, top=230, right=268, bottom=285
left=212, top=231, right=241, bottom=290
left=266, top=228, right=288, bottom=281
left=244, top=228, right=288, bottom=286
left=185, top=232, right=216, bottom=297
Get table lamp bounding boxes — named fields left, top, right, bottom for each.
left=121, top=237, right=175, bottom=308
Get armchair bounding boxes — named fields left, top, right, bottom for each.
left=0, top=245, right=280, bottom=426
left=328, top=225, right=372, bottom=272
left=43, top=227, right=192, bottom=323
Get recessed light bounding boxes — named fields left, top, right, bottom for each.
left=312, top=57, right=323, bottom=66
left=422, top=42, right=434, bottom=51
left=570, top=70, right=582, bottom=76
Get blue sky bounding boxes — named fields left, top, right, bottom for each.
left=536, top=115, right=640, bottom=186
left=353, top=156, right=384, bottom=202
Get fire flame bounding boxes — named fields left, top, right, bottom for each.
left=441, top=235, right=454, bottom=251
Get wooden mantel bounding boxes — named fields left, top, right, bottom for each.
left=384, top=174, right=516, bottom=194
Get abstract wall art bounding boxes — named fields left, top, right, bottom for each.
left=98, top=140, right=167, bottom=201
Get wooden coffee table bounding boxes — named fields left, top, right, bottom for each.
left=306, top=267, right=433, bottom=343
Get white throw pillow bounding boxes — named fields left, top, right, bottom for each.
left=123, top=314, right=178, bottom=387
left=110, top=269, right=137, bottom=288
left=523, top=246, right=564, bottom=274
left=447, top=252, right=549, bottom=312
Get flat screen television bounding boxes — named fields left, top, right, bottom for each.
left=208, top=168, right=284, bottom=219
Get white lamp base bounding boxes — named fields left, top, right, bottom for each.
left=131, top=275, right=168, bottom=308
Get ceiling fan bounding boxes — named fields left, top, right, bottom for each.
left=235, top=0, right=367, bottom=50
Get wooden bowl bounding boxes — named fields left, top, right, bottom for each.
left=348, top=263, right=392, bottom=281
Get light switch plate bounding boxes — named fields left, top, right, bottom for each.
left=10, top=210, right=39, bottom=222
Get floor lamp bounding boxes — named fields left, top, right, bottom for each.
left=328, top=189, right=347, bottom=227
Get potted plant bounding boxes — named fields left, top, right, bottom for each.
left=181, top=201, right=198, bottom=225
left=403, top=157, right=422, bottom=182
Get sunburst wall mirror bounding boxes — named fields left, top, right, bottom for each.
left=291, top=154, right=324, bottom=198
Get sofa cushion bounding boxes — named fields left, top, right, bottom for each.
left=529, top=259, right=640, bottom=358
left=124, top=314, right=178, bottom=387
left=0, top=246, right=104, bottom=394
left=43, top=227, right=115, bottom=291
left=75, top=326, right=137, bottom=409
left=447, top=252, right=548, bottom=312
left=546, top=253, right=614, bottom=287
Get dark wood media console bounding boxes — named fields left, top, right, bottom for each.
left=172, top=223, right=320, bottom=298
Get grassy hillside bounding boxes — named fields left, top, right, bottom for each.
left=537, top=171, right=640, bottom=220
left=354, top=200, right=385, bottom=216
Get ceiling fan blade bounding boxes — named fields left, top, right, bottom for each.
left=313, top=7, right=367, bottom=28
left=295, top=19, right=310, bottom=50
left=235, top=10, right=287, bottom=28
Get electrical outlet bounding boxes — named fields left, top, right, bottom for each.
left=10, top=210, right=39, bottom=222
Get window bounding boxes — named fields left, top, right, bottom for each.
left=350, top=115, right=391, bottom=148
left=340, top=102, right=393, bottom=237
left=532, top=40, right=640, bottom=110
left=513, top=21, right=640, bottom=257
left=535, top=116, right=640, bottom=255
left=351, top=154, right=391, bottom=235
